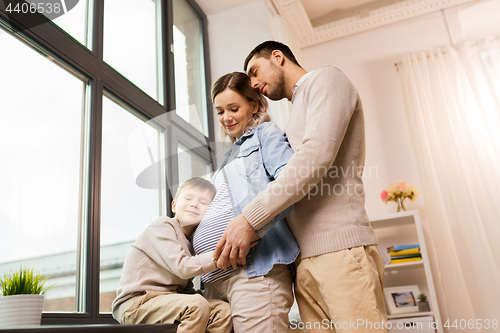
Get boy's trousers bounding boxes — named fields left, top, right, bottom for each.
left=121, top=290, right=233, bottom=333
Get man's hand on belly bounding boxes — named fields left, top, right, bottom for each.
left=214, top=214, right=258, bottom=270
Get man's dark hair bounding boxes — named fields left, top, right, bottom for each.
left=243, top=41, right=301, bottom=72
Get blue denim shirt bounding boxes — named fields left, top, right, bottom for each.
left=213, top=121, right=300, bottom=277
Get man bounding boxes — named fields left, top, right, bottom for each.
left=215, top=41, right=388, bottom=332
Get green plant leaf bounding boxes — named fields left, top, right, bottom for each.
left=0, top=266, right=56, bottom=296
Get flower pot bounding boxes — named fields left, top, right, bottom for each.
left=418, top=301, right=430, bottom=312
left=0, top=294, right=44, bottom=328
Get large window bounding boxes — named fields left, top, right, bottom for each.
left=0, top=0, right=212, bottom=324
left=99, top=94, right=165, bottom=312
left=50, top=0, right=92, bottom=48
left=25, top=0, right=93, bottom=48
left=173, top=0, right=208, bottom=135
left=0, top=29, right=89, bottom=313
left=103, top=0, right=163, bottom=103
left=177, top=144, right=211, bottom=183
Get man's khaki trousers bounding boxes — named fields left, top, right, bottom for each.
left=294, top=245, right=388, bottom=333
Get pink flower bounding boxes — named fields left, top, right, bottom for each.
left=381, top=190, right=389, bottom=202
left=398, top=183, right=408, bottom=192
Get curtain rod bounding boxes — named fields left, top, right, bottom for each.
left=393, top=36, right=499, bottom=71
left=394, top=48, right=455, bottom=71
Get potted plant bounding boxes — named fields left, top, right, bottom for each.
left=417, top=293, right=430, bottom=312
left=0, top=266, right=55, bottom=328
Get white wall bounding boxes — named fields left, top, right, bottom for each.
left=206, top=1, right=274, bottom=164
left=206, top=1, right=273, bottom=165
left=459, top=0, right=500, bottom=41
left=207, top=1, right=272, bottom=82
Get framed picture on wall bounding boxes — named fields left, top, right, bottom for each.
left=383, top=285, right=421, bottom=315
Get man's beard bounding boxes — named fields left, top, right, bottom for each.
left=265, top=63, right=286, bottom=101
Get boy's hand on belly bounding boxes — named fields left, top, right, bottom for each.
left=214, top=214, right=257, bottom=270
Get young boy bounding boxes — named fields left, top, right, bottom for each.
left=112, top=177, right=233, bottom=333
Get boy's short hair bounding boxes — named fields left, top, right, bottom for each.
left=243, top=40, right=301, bottom=72
left=174, top=177, right=216, bottom=202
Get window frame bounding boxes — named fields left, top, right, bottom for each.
left=0, top=0, right=214, bottom=324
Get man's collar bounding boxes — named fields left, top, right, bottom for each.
left=291, top=71, right=312, bottom=96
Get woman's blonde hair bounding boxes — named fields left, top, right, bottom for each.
left=212, top=72, right=271, bottom=144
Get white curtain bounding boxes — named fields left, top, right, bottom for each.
left=399, top=37, right=500, bottom=332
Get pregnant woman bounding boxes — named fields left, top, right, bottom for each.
left=192, top=72, right=299, bottom=332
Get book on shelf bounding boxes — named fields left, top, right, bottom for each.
left=389, top=247, right=420, bottom=256
left=387, top=244, right=420, bottom=252
left=390, top=253, right=422, bottom=260
left=391, top=257, right=422, bottom=264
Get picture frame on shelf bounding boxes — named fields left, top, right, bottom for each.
left=384, top=285, right=421, bottom=315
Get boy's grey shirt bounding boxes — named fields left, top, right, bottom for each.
left=111, top=216, right=216, bottom=321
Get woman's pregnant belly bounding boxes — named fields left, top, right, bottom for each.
left=192, top=181, right=237, bottom=283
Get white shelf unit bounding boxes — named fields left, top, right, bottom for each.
left=370, top=210, right=443, bottom=333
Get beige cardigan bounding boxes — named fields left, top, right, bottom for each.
left=111, top=216, right=216, bottom=321
left=243, top=66, right=378, bottom=258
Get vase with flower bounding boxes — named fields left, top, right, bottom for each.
left=381, top=181, right=418, bottom=212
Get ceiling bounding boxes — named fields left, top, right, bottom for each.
left=194, top=0, right=261, bottom=16
left=195, top=0, right=476, bottom=48
left=301, top=0, right=405, bottom=27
